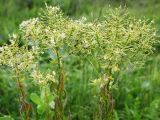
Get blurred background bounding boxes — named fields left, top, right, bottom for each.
left=0, top=0, right=160, bottom=120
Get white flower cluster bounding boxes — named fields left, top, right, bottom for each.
left=20, top=18, right=42, bottom=41
left=31, top=70, right=56, bottom=85
left=19, top=18, right=39, bottom=30
left=0, top=6, right=157, bottom=88
left=0, top=34, right=38, bottom=71
left=46, top=5, right=60, bottom=15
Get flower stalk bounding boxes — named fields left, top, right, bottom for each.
left=15, top=69, right=31, bottom=120
left=54, top=47, right=65, bottom=120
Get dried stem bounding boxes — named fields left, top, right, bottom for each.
left=54, top=47, right=65, bottom=120
left=15, top=69, right=31, bottom=120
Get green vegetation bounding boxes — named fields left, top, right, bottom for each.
left=0, top=0, right=160, bottom=120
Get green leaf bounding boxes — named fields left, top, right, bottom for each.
left=30, top=93, right=42, bottom=105
left=37, top=104, right=45, bottom=114
left=48, top=94, right=54, bottom=102
left=40, top=87, right=46, bottom=101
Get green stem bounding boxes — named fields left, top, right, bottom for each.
left=44, top=87, right=51, bottom=120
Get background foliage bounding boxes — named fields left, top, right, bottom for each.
left=0, top=0, right=160, bottom=120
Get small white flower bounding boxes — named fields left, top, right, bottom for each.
left=0, top=47, right=4, bottom=52
left=19, top=20, right=28, bottom=30
left=49, top=101, right=55, bottom=109
left=45, top=28, right=49, bottom=33
left=52, top=71, right=56, bottom=76
left=50, top=38, right=55, bottom=44
left=18, top=63, right=25, bottom=70
left=19, top=18, right=39, bottom=30
left=12, top=34, right=17, bottom=39
left=60, top=33, right=66, bottom=39
left=153, top=32, right=156, bottom=36
left=81, top=16, right=87, bottom=22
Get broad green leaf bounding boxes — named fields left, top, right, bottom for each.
left=37, top=104, right=45, bottom=114
left=48, top=95, right=55, bottom=102
left=30, top=93, right=42, bottom=105
left=40, top=86, right=47, bottom=101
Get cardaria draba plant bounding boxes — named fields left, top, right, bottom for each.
left=0, top=5, right=157, bottom=120
left=0, top=33, right=39, bottom=120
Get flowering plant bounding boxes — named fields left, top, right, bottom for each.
left=0, top=5, right=157, bottom=119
